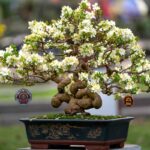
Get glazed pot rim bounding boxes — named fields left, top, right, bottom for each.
left=20, top=116, right=134, bottom=123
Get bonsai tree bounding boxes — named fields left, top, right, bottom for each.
left=0, top=0, right=150, bottom=115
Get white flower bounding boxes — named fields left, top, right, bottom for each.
left=79, top=26, right=96, bottom=38
left=19, top=50, right=28, bottom=58
left=41, top=64, right=49, bottom=71
left=82, top=19, right=91, bottom=26
left=136, top=66, right=143, bottom=72
left=122, top=28, right=134, bottom=41
left=68, top=73, right=73, bottom=79
left=125, top=82, right=133, bottom=90
left=78, top=72, right=89, bottom=81
left=0, top=50, right=5, bottom=57
left=109, top=50, right=121, bottom=63
left=91, top=83, right=101, bottom=92
left=103, top=74, right=109, bottom=82
left=143, top=60, right=150, bottom=70
left=118, top=48, right=126, bottom=56
left=19, top=52, right=44, bottom=65
left=106, top=29, right=115, bottom=38
left=45, top=52, right=54, bottom=61
left=22, top=44, right=33, bottom=52
left=6, top=46, right=13, bottom=53
left=65, top=49, right=73, bottom=54
left=114, top=67, right=120, bottom=71
left=28, top=21, right=48, bottom=37
left=52, top=30, right=65, bottom=40
left=62, top=56, right=79, bottom=71
left=79, top=19, right=96, bottom=39
left=26, top=57, right=32, bottom=63
left=50, top=60, right=61, bottom=71
left=46, top=26, right=54, bottom=35
left=6, top=55, right=18, bottom=66
left=99, top=20, right=116, bottom=32
left=61, top=6, right=73, bottom=18
left=119, top=73, right=131, bottom=81
left=79, top=43, right=94, bottom=57
left=107, top=27, right=135, bottom=43
left=106, top=27, right=118, bottom=38
left=80, top=0, right=91, bottom=9
left=67, top=23, right=75, bottom=33
left=0, top=67, right=10, bottom=76
left=145, top=74, right=150, bottom=83
left=92, top=3, right=100, bottom=11
left=47, top=20, right=65, bottom=40
left=107, top=20, right=116, bottom=26
left=88, top=80, right=101, bottom=92
left=85, top=11, right=95, bottom=19
left=31, top=54, right=44, bottom=64
left=72, top=33, right=81, bottom=44
left=97, top=55, right=104, bottom=65
left=99, top=46, right=107, bottom=52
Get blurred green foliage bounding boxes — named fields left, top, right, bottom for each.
left=0, top=84, right=57, bottom=103
left=0, top=125, right=29, bottom=150
left=128, top=120, right=150, bottom=150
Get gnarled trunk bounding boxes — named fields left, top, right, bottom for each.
left=51, top=74, right=102, bottom=115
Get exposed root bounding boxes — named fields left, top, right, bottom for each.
left=50, top=74, right=102, bottom=115
left=75, top=88, right=88, bottom=98
left=51, top=93, right=70, bottom=108
left=70, top=80, right=87, bottom=95
left=58, top=78, right=71, bottom=93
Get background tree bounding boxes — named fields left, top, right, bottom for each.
left=0, top=0, right=150, bottom=115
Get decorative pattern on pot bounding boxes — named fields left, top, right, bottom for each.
left=27, top=123, right=102, bottom=140
left=87, top=128, right=102, bottom=139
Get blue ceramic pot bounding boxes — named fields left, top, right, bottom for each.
left=20, top=117, right=133, bottom=149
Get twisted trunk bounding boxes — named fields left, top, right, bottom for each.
left=51, top=74, right=102, bottom=115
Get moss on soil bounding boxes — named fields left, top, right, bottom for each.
left=32, top=113, right=123, bottom=120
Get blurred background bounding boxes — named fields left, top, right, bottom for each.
left=0, top=0, right=150, bottom=150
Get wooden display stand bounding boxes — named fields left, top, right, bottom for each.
left=19, top=144, right=141, bottom=150
left=28, top=139, right=125, bottom=150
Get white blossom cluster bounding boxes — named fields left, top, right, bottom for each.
left=28, top=21, right=48, bottom=37
left=79, top=43, right=94, bottom=57
left=0, top=0, right=149, bottom=99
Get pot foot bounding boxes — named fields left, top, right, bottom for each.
left=31, top=143, right=48, bottom=149
left=110, top=142, right=125, bottom=149
left=48, top=145, right=71, bottom=149
left=85, top=145, right=109, bottom=150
